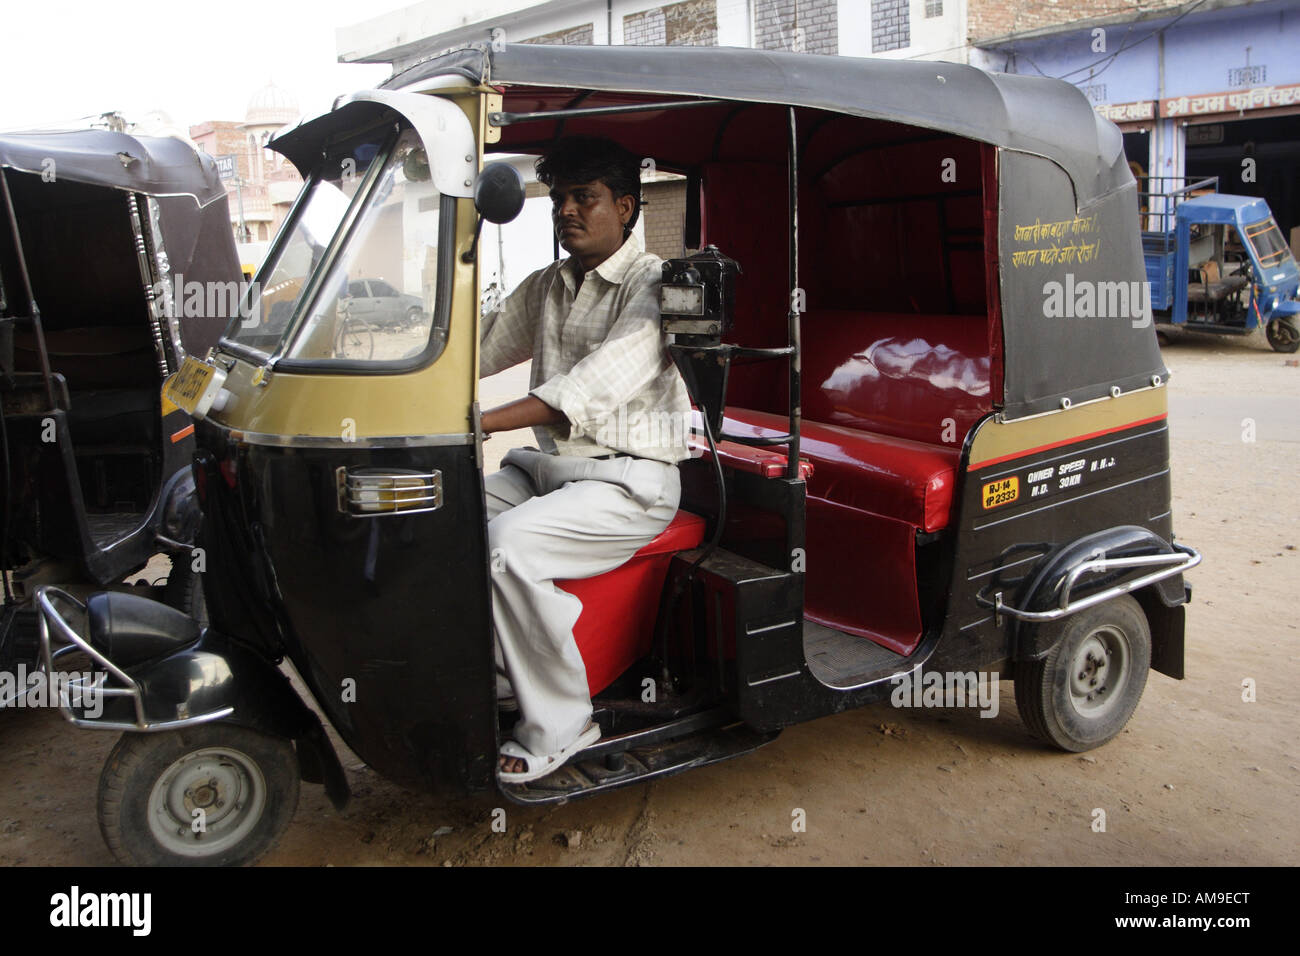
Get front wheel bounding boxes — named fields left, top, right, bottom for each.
left=334, top=317, right=374, bottom=359
left=98, top=724, right=300, bottom=866
left=1014, top=594, right=1151, bottom=752
left=1265, top=317, right=1300, bottom=353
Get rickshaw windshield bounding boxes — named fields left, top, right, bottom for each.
left=1244, top=217, right=1291, bottom=269
left=220, top=136, right=385, bottom=358
left=279, top=127, right=452, bottom=370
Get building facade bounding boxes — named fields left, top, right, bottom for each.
left=336, top=1, right=972, bottom=266
left=190, top=83, right=303, bottom=248
left=969, top=0, right=1300, bottom=247
left=336, top=0, right=1300, bottom=264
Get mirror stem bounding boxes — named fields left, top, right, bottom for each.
left=462, top=215, right=486, bottom=264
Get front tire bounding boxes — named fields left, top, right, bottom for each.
left=98, top=724, right=300, bottom=866
left=1265, top=317, right=1300, bottom=353
left=1015, top=594, right=1151, bottom=752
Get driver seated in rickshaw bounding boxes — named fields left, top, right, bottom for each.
left=478, top=136, right=691, bottom=783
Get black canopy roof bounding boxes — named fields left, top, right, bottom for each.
left=383, top=43, right=1129, bottom=206
left=0, top=129, right=228, bottom=206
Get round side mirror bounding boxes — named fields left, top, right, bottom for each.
left=474, top=162, right=526, bottom=225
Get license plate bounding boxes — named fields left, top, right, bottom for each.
left=164, top=356, right=223, bottom=418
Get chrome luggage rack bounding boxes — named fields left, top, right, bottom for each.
left=989, top=544, right=1203, bottom=625
left=33, top=585, right=233, bottom=732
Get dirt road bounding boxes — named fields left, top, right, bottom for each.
left=1, top=331, right=1296, bottom=866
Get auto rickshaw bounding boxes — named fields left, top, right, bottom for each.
left=35, top=43, right=1200, bottom=866
left=1, top=129, right=241, bottom=683
left=1140, top=175, right=1300, bottom=351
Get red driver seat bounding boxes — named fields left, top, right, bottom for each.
left=558, top=510, right=707, bottom=695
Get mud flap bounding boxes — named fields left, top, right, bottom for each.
left=1140, top=583, right=1188, bottom=680
left=294, top=718, right=351, bottom=811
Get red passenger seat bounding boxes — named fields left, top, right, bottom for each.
left=559, top=510, right=707, bottom=696
left=688, top=310, right=993, bottom=656
left=717, top=407, right=960, bottom=533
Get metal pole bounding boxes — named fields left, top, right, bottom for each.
left=233, top=176, right=250, bottom=244
left=786, top=106, right=801, bottom=480
left=0, top=169, right=56, bottom=409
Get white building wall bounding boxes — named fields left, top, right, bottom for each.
left=341, top=0, right=762, bottom=64
left=716, top=0, right=753, bottom=47
left=341, top=0, right=974, bottom=66
left=839, top=0, right=967, bottom=63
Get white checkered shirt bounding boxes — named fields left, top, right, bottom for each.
left=480, top=233, right=691, bottom=464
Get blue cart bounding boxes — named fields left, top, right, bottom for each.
left=1142, top=176, right=1299, bottom=352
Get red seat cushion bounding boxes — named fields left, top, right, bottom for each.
left=719, top=407, right=959, bottom=533
left=558, top=510, right=706, bottom=696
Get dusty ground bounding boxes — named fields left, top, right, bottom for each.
left=1, top=329, right=1297, bottom=866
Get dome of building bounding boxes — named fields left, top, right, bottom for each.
left=245, top=83, right=299, bottom=128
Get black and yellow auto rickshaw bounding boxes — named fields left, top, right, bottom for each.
left=35, top=44, right=1200, bottom=865
left=1, top=129, right=240, bottom=680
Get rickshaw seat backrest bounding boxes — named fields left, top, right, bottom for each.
left=797, top=310, right=992, bottom=447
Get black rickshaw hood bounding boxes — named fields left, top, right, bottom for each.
left=0, top=128, right=241, bottom=360
left=382, top=42, right=1130, bottom=208
left=380, top=43, right=1164, bottom=419
left=0, top=128, right=229, bottom=207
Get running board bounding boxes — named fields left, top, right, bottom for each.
left=1162, top=321, right=1252, bottom=336
left=499, top=721, right=780, bottom=805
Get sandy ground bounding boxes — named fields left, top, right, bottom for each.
left=1, top=329, right=1297, bottom=867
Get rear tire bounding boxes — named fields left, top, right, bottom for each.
left=1015, top=594, right=1151, bottom=752
left=98, top=724, right=300, bottom=866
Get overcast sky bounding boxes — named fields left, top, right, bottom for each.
left=0, top=0, right=413, bottom=134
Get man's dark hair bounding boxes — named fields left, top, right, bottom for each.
left=535, top=136, right=643, bottom=233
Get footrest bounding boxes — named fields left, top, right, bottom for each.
left=500, top=721, right=780, bottom=804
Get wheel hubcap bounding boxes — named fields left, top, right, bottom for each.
left=147, top=746, right=267, bottom=858
left=1067, top=625, right=1130, bottom=720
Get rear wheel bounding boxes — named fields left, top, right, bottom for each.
left=98, top=724, right=300, bottom=866
left=1015, top=594, right=1151, bottom=752
left=1265, top=317, right=1300, bottom=353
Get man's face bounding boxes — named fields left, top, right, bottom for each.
left=549, top=178, right=633, bottom=264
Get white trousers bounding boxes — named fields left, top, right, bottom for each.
left=486, top=448, right=681, bottom=757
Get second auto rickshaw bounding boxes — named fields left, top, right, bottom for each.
left=2, top=129, right=240, bottom=689
left=36, top=43, right=1199, bottom=865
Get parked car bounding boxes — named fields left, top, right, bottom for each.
left=343, top=277, right=426, bottom=330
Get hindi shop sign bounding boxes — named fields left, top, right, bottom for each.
left=1161, top=82, right=1300, bottom=119
left=1094, top=100, right=1155, bottom=123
